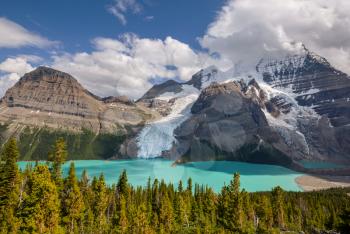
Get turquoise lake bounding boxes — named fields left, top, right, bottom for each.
left=18, top=159, right=303, bottom=192
left=299, top=160, right=346, bottom=169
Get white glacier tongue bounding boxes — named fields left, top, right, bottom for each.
left=136, top=85, right=199, bottom=158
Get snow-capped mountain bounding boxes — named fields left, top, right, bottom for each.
left=0, top=46, right=349, bottom=168
left=136, top=46, right=350, bottom=168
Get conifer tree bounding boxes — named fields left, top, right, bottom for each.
left=272, top=186, right=285, bottom=228
left=159, top=192, right=174, bottom=232
left=92, top=174, right=108, bottom=232
left=0, top=138, right=20, bottom=233
left=116, top=194, right=128, bottom=233
left=228, top=172, right=243, bottom=231
left=48, top=137, right=67, bottom=186
left=256, top=194, right=273, bottom=232
left=62, top=162, right=85, bottom=233
left=187, top=178, right=192, bottom=195
left=217, top=185, right=230, bottom=229
left=178, top=180, right=183, bottom=193
left=18, top=165, right=60, bottom=233
left=337, top=208, right=350, bottom=234
left=117, top=169, right=129, bottom=198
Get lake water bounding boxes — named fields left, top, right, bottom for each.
left=299, top=160, right=346, bottom=169
left=18, top=159, right=303, bottom=192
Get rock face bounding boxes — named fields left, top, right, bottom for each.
left=140, top=80, right=183, bottom=100
left=257, top=47, right=350, bottom=127
left=170, top=81, right=296, bottom=166
left=1, top=46, right=349, bottom=167
left=0, top=66, right=155, bottom=159
left=255, top=48, right=350, bottom=162
left=138, top=80, right=183, bottom=116
left=138, top=47, right=350, bottom=167
left=2, top=66, right=101, bottom=118
left=0, top=66, right=153, bottom=133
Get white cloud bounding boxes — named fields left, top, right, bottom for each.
left=0, top=17, right=58, bottom=48
left=108, top=0, right=142, bottom=25
left=0, top=56, right=37, bottom=97
left=200, top=0, right=350, bottom=74
left=0, top=57, right=34, bottom=76
left=0, top=73, right=21, bottom=98
left=144, top=16, right=154, bottom=21
left=51, top=34, right=231, bottom=99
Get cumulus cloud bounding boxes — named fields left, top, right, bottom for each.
left=0, top=17, right=58, bottom=48
left=108, top=0, right=142, bottom=25
left=200, top=0, right=350, bottom=74
left=0, top=56, right=37, bottom=97
left=51, top=34, right=231, bottom=99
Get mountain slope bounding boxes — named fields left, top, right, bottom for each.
left=0, top=66, right=156, bottom=159
left=134, top=47, right=350, bottom=168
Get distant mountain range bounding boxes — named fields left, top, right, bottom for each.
left=1, top=46, right=349, bottom=172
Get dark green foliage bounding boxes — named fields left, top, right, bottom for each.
left=16, top=127, right=126, bottom=160
left=0, top=138, right=20, bottom=233
left=17, top=165, right=60, bottom=233
left=61, top=162, right=85, bottom=233
left=0, top=124, right=8, bottom=146
left=48, top=137, right=67, bottom=185
left=337, top=208, right=350, bottom=234
left=0, top=138, right=19, bottom=206
left=1, top=139, right=350, bottom=233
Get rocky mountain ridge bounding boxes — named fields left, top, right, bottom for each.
left=0, top=66, right=155, bottom=133
left=0, top=47, right=349, bottom=169
left=136, top=47, right=350, bottom=169
left=0, top=66, right=158, bottom=159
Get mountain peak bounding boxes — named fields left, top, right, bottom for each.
left=19, top=66, right=79, bottom=84
left=2, top=66, right=101, bottom=116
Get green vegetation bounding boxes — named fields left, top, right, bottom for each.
left=9, top=127, right=126, bottom=160
left=0, top=138, right=350, bottom=233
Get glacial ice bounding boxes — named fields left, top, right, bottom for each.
left=136, top=85, right=199, bottom=158
left=136, top=49, right=322, bottom=158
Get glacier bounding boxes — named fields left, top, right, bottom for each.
left=136, top=85, right=199, bottom=158
left=136, top=47, right=323, bottom=159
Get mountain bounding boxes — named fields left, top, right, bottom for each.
left=0, top=47, right=349, bottom=170
left=135, top=47, right=350, bottom=170
left=0, top=66, right=156, bottom=160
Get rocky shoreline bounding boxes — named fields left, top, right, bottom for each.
left=296, top=175, right=350, bottom=191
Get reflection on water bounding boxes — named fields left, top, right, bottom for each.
left=299, top=160, right=346, bottom=169
left=18, top=159, right=303, bottom=192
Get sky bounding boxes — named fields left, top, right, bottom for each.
left=1, top=0, right=350, bottom=98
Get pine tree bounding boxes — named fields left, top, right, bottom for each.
left=132, top=203, right=150, bottom=233
left=256, top=194, right=273, bottom=232
left=18, top=165, right=61, bottom=233
left=117, top=169, right=129, bottom=198
left=178, top=180, right=183, bottom=193
left=48, top=137, right=67, bottom=186
left=0, top=138, right=20, bottom=233
left=228, top=172, right=244, bottom=231
left=116, top=194, right=128, bottom=233
left=187, top=178, right=192, bottom=195
left=217, top=185, right=230, bottom=229
left=159, top=192, right=174, bottom=232
left=337, top=208, right=350, bottom=234
left=62, top=162, right=85, bottom=233
left=92, top=174, right=108, bottom=233
left=272, top=186, right=285, bottom=228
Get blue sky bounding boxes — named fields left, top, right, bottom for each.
left=0, top=0, right=349, bottom=98
left=0, top=0, right=224, bottom=61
